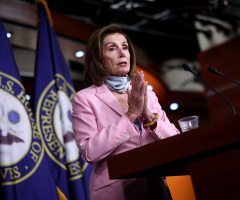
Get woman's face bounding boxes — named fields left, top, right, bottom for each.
left=102, top=33, right=130, bottom=77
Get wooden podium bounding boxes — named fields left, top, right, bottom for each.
left=107, top=115, right=240, bottom=200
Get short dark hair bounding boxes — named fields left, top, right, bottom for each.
left=84, top=24, right=136, bottom=87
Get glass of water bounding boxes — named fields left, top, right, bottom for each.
left=178, top=116, right=199, bottom=133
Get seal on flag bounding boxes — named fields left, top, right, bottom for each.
left=0, top=72, right=43, bottom=186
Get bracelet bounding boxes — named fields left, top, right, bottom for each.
left=144, top=113, right=159, bottom=128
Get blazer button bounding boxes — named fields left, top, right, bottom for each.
left=125, top=134, right=129, bottom=139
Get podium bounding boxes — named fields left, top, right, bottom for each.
left=107, top=115, right=240, bottom=200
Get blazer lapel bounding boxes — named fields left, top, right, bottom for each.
left=95, top=84, right=125, bottom=115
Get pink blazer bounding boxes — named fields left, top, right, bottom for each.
left=72, top=83, right=180, bottom=200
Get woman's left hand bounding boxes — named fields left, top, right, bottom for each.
left=141, top=80, right=148, bottom=117
left=141, top=76, right=157, bottom=125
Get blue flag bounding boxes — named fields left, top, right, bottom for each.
left=0, top=18, right=59, bottom=200
left=34, top=1, right=93, bottom=199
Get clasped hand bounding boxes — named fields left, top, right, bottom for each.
left=126, top=71, right=154, bottom=123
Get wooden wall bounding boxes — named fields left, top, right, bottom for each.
left=198, top=36, right=240, bottom=122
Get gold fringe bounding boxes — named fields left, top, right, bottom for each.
left=56, top=186, right=68, bottom=200
left=35, top=0, right=53, bottom=27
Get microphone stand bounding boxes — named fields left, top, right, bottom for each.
left=183, top=64, right=237, bottom=116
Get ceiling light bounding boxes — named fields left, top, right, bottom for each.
left=147, top=85, right=153, bottom=90
left=26, top=94, right=31, bottom=101
left=170, top=103, right=179, bottom=110
left=75, top=51, right=84, bottom=58
left=6, top=32, right=12, bottom=38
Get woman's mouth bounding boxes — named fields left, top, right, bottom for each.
left=118, top=61, right=127, bottom=67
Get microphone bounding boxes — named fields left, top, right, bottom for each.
left=208, top=66, right=240, bottom=86
left=182, top=63, right=236, bottom=116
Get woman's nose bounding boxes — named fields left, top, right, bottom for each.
left=119, top=49, right=126, bottom=58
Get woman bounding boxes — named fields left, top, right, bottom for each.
left=72, top=24, right=180, bottom=200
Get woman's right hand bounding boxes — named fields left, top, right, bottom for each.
left=126, top=71, right=147, bottom=123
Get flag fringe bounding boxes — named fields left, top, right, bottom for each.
left=35, top=0, right=53, bottom=27
left=56, top=186, right=68, bottom=200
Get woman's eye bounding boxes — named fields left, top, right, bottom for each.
left=123, top=45, right=128, bottom=50
left=108, top=46, right=116, bottom=51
